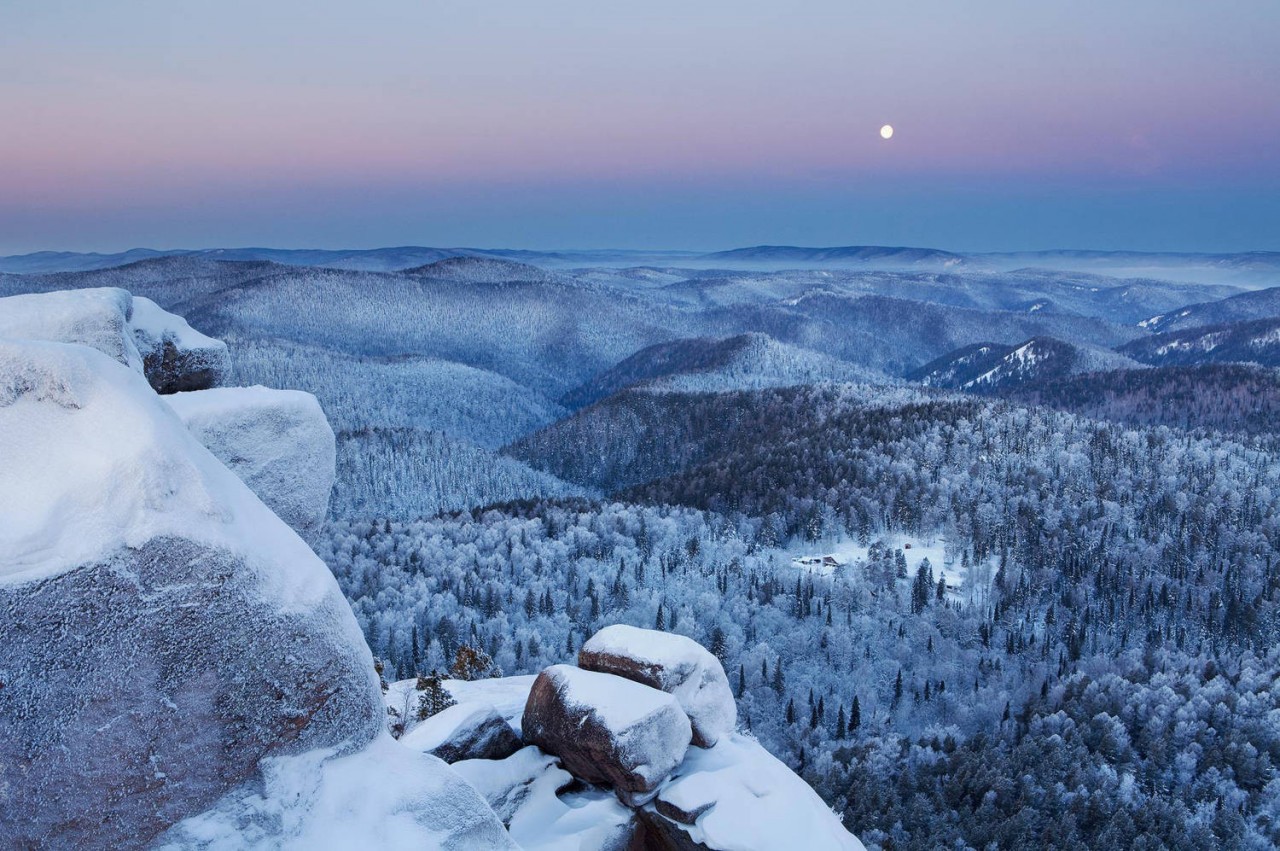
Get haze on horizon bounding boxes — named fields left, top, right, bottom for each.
left=2, top=0, right=1278, bottom=255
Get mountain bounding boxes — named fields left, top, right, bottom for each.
left=0, top=246, right=705, bottom=275
left=710, top=292, right=1142, bottom=376
left=8, top=244, right=1278, bottom=288
left=1139, top=285, right=1280, bottom=333
left=907, top=336, right=1141, bottom=393
left=406, top=256, right=559, bottom=283
left=560, top=333, right=883, bottom=409
left=1118, top=317, right=1280, bottom=368
left=1001, top=363, right=1280, bottom=435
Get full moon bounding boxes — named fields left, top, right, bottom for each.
left=880, top=124, right=894, bottom=140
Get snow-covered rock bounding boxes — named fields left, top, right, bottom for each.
left=580, top=625, right=736, bottom=748
left=0, top=287, right=143, bottom=370
left=130, top=295, right=230, bottom=393
left=0, top=340, right=383, bottom=846
left=156, top=734, right=517, bottom=850
left=399, top=702, right=522, bottom=763
left=522, top=664, right=692, bottom=804
left=453, top=746, right=635, bottom=850
left=163, top=386, right=336, bottom=533
left=636, top=733, right=866, bottom=851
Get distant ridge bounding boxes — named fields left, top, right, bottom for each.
left=699, top=245, right=966, bottom=265
left=3, top=244, right=1278, bottom=284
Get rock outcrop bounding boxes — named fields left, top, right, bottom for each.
left=457, top=631, right=863, bottom=850
left=0, top=287, right=230, bottom=394
left=0, top=331, right=512, bottom=850
left=522, top=664, right=692, bottom=804
left=163, top=386, right=336, bottom=533
left=0, top=287, right=143, bottom=369
left=580, top=625, right=736, bottom=748
left=400, top=703, right=522, bottom=763
left=130, top=295, right=230, bottom=393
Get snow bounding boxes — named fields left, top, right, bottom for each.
left=397, top=701, right=518, bottom=762
left=448, top=675, right=538, bottom=734
left=650, top=733, right=866, bottom=851
left=453, top=746, right=635, bottom=851
left=130, top=295, right=225, bottom=354
left=581, top=624, right=736, bottom=747
left=400, top=703, right=496, bottom=753
left=790, top=535, right=988, bottom=601
left=157, top=734, right=516, bottom=850
left=129, top=295, right=230, bottom=391
left=163, top=386, right=336, bottom=532
left=386, top=674, right=537, bottom=739
left=527, top=664, right=692, bottom=795
left=545, top=663, right=684, bottom=735
left=0, top=287, right=143, bottom=371
left=0, top=339, right=333, bottom=607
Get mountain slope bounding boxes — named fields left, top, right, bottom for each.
left=1001, top=363, right=1280, bottom=435
left=1139, top=285, right=1280, bottom=333
left=1118, top=317, right=1280, bottom=368
left=561, top=333, right=883, bottom=409
left=908, top=336, right=1141, bottom=392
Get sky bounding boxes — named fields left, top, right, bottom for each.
left=1, top=0, right=1278, bottom=254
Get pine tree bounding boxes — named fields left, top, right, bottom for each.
left=655, top=603, right=666, bottom=630
left=709, top=626, right=728, bottom=662
left=892, top=669, right=903, bottom=708
left=415, top=671, right=456, bottom=722
left=737, top=664, right=746, bottom=698
left=836, top=705, right=847, bottom=738
left=786, top=697, right=796, bottom=724
left=850, top=695, right=861, bottom=730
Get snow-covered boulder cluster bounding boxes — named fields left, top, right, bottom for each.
left=391, top=625, right=864, bottom=850
left=580, top=623, right=736, bottom=748
left=164, top=386, right=336, bottom=533
left=0, top=291, right=510, bottom=849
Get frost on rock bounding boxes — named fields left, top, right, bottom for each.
left=0, top=339, right=382, bottom=848
left=580, top=624, right=737, bottom=748
left=636, top=733, right=867, bottom=851
left=522, top=664, right=692, bottom=804
left=399, top=702, right=522, bottom=763
left=0, top=287, right=143, bottom=371
left=130, top=295, right=230, bottom=393
left=164, top=386, right=336, bottom=533
left=453, top=746, right=635, bottom=851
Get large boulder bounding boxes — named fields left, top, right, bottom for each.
left=580, top=625, right=736, bottom=748
left=522, top=664, right=692, bottom=805
left=129, top=295, right=230, bottom=393
left=163, top=386, right=336, bottom=533
left=400, top=702, right=522, bottom=763
left=0, top=339, right=506, bottom=849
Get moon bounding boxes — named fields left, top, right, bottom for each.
left=880, top=124, right=894, bottom=140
